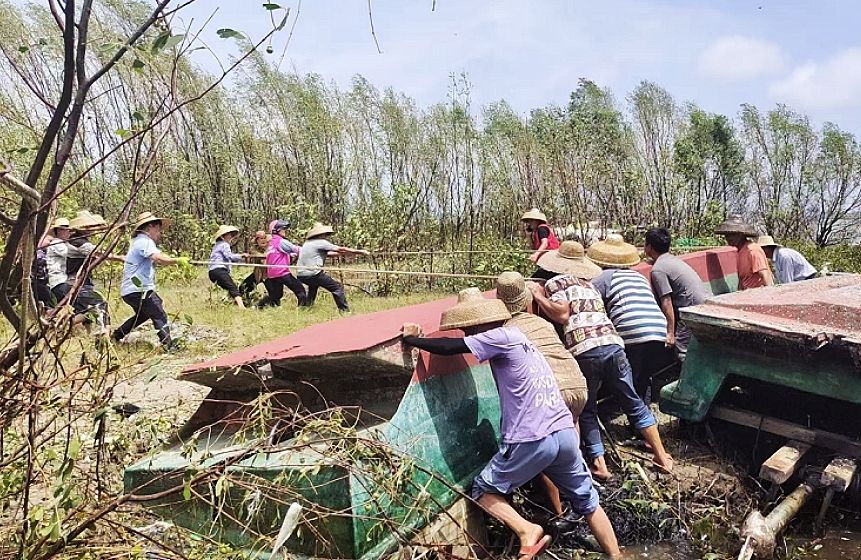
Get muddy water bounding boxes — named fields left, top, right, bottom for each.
left=791, top=530, right=861, bottom=559
left=618, top=542, right=693, bottom=558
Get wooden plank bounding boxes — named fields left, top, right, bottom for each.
left=710, top=406, right=861, bottom=458
left=759, top=440, right=811, bottom=484
left=821, top=457, right=857, bottom=491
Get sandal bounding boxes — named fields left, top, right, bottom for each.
left=519, top=534, right=551, bottom=560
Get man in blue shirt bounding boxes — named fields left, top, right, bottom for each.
left=113, top=212, right=188, bottom=351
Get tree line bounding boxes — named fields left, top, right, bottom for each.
left=2, top=0, right=860, bottom=263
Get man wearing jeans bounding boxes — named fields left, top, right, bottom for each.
left=113, top=212, right=188, bottom=351
left=294, top=222, right=369, bottom=313
left=531, top=246, right=674, bottom=480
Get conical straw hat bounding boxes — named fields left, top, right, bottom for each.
left=757, top=235, right=781, bottom=248
left=714, top=215, right=757, bottom=236
left=440, top=288, right=512, bottom=331
left=520, top=208, right=548, bottom=222
left=536, top=240, right=602, bottom=279
left=306, top=222, right=335, bottom=240
left=213, top=224, right=239, bottom=241
left=69, top=210, right=108, bottom=232
left=496, top=271, right=532, bottom=313
left=587, top=234, right=641, bottom=268
left=51, top=217, right=70, bottom=230
left=133, top=211, right=172, bottom=231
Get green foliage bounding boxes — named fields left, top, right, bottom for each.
left=798, top=242, right=861, bottom=273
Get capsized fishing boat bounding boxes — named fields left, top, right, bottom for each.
left=124, top=248, right=741, bottom=558
left=661, top=274, right=861, bottom=452
left=125, top=295, right=501, bottom=559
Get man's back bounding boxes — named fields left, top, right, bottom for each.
left=505, top=312, right=587, bottom=391
left=650, top=253, right=710, bottom=310
left=737, top=241, right=772, bottom=290
left=592, top=269, right=666, bottom=346
left=543, top=274, right=623, bottom=356
left=773, top=247, right=817, bottom=283
left=464, top=326, right=575, bottom=443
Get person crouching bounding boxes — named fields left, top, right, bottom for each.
left=208, top=225, right=247, bottom=308
left=401, top=288, right=620, bottom=559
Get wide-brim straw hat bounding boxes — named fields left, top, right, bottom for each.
left=214, top=224, right=239, bottom=241
left=51, top=217, right=70, bottom=231
left=69, top=210, right=108, bottom=232
left=133, top=211, right=172, bottom=231
left=537, top=240, right=602, bottom=279
left=521, top=208, right=548, bottom=223
left=306, top=222, right=335, bottom=240
left=496, top=271, right=532, bottom=313
left=440, top=287, right=512, bottom=331
left=757, top=235, right=781, bottom=248
left=587, top=234, right=641, bottom=268
left=715, top=215, right=757, bottom=236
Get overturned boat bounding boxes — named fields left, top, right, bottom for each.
left=124, top=247, right=744, bottom=558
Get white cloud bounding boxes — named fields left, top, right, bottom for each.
left=698, top=36, right=786, bottom=81
left=770, top=48, right=861, bottom=109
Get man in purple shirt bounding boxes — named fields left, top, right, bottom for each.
left=401, top=288, right=620, bottom=559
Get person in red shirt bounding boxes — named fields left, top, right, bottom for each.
left=521, top=208, right=560, bottom=263
left=715, top=216, right=774, bottom=290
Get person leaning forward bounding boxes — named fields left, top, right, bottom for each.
left=529, top=241, right=674, bottom=480
left=208, top=225, right=248, bottom=308
left=294, top=222, right=369, bottom=313
left=715, top=216, right=773, bottom=290
left=401, top=288, right=620, bottom=559
left=758, top=235, right=817, bottom=284
left=521, top=208, right=560, bottom=267
left=496, top=271, right=590, bottom=526
left=644, top=227, right=711, bottom=361
left=259, top=219, right=308, bottom=308
left=112, top=212, right=188, bottom=351
left=588, top=235, right=671, bottom=405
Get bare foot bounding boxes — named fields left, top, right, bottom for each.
left=590, top=456, right=612, bottom=481
left=652, top=452, right=674, bottom=474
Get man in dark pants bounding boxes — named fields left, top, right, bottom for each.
left=294, top=222, right=369, bottom=313
left=587, top=234, right=671, bottom=404
left=113, top=212, right=188, bottom=351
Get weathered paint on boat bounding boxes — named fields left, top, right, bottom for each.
left=661, top=275, right=861, bottom=425
left=125, top=295, right=501, bottom=558
left=125, top=247, right=741, bottom=558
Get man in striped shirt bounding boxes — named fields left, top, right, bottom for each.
left=531, top=241, right=674, bottom=480
left=588, top=235, right=671, bottom=404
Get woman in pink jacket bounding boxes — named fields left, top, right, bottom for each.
left=258, top=220, right=308, bottom=308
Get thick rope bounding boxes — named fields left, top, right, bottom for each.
left=188, top=260, right=499, bottom=281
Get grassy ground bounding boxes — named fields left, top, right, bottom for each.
left=0, top=272, right=449, bottom=558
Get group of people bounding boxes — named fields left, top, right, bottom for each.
left=398, top=209, right=820, bottom=558
left=206, top=219, right=370, bottom=312
left=35, top=211, right=370, bottom=351
left=714, top=215, right=818, bottom=288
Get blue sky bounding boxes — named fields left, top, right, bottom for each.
left=178, top=0, right=861, bottom=132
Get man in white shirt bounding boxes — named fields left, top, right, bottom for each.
left=758, top=236, right=817, bottom=284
